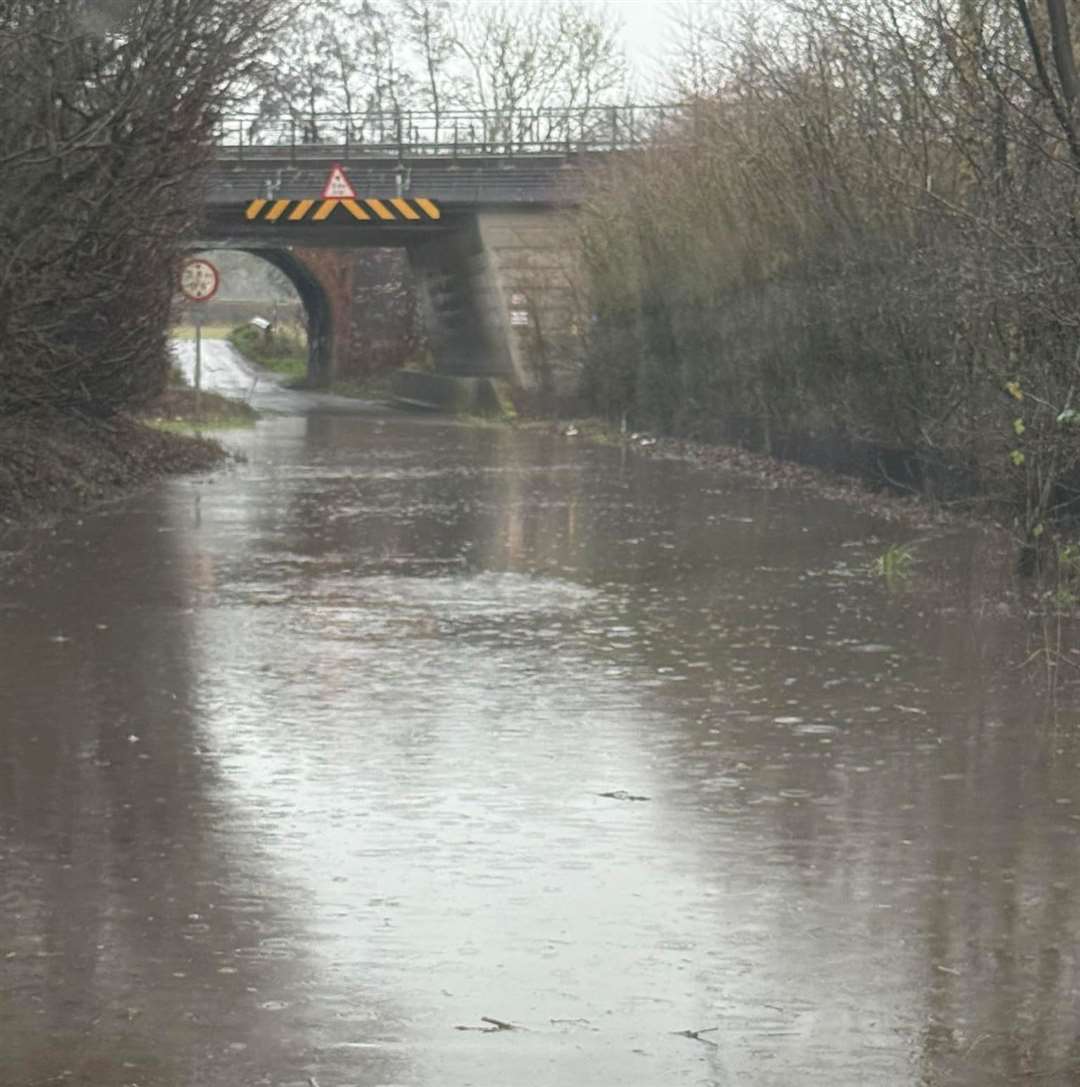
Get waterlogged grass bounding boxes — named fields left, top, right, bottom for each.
left=876, top=542, right=916, bottom=580
left=143, top=385, right=258, bottom=432
left=557, top=418, right=626, bottom=445
left=516, top=417, right=632, bottom=444
left=0, top=412, right=226, bottom=531
left=146, top=414, right=256, bottom=434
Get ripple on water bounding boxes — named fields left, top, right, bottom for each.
left=220, top=570, right=602, bottom=623
left=232, top=939, right=298, bottom=962
left=7, top=407, right=1074, bottom=1087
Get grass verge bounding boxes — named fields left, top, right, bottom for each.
left=227, top=323, right=307, bottom=380
left=0, top=354, right=264, bottom=542
left=537, top=416, right=984, bottom=532
left=0, top=410, right=227, bottom=536
left=144, top=386, right=259, bottom=432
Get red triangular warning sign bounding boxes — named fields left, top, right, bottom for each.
left=321, top=163, right=356, bottom=199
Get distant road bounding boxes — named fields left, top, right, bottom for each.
left=169, top=338, right=382, bottom=414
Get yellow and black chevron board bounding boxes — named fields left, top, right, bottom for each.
left=244, top=197, right=441, bottom=223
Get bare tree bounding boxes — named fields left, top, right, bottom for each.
left=0, top=0, right=284, bottom=416
left=250, top=3, right=348, bottom=142
left=243, top=0, right=627, bottom=150
left=578, top=0, right=1080, bottom=559
left=398, top=0, right=460, bottom=139
left=453, top=0, right=628, bottom=147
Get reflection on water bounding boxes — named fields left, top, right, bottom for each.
left=3, top=409, right=1080, bottom=1085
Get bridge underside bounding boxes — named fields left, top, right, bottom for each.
left=195, top=202, right=581, bottom=396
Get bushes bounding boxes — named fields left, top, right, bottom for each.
left=0, top=0, right=281, bottom=418
left=579, top=0, right=1080, bottom=544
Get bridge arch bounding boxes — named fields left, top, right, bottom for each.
left=184, top=245, right=335, bottom=383
left=246, top=247, right=333, bottom=384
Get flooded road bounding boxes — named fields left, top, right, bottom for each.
left=4, top=357, right=1080, bottom=1086
left=169, top=339, right=377, bottom=416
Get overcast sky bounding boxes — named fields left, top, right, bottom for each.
left=596, top=0, right=688, bottom=92
left=514, top=0, right=700, bottom=95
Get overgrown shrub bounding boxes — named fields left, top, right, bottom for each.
left=580, top=0, right=1080, bottom=551
left=0, top=0, right=282, bottom=418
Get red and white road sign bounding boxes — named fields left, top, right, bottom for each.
left=179, top=258, right=220, bottom=302
left=321, top=163, right=357, bottom=199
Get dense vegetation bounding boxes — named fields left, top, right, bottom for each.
left=579, top=0, right=1080, bottom=557
left=0, top=0, right=281, bottom=419
left=243, top=0, right=626, bottom=141
left=228, top=322, right=308, bottom=381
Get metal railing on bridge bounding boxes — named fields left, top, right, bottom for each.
left=214, top=104, right=687, bottom=161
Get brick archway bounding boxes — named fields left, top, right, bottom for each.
left=292, top=248, right=357, bottom=383
left=248, top=248, right=341, bottom=385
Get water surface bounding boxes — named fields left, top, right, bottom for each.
left=3, top=378, right=1080, bottom=1086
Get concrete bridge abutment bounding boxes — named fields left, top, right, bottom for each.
left=474, top=208, right=582, bottom=399
left=406, top=208, right=582, bottom=400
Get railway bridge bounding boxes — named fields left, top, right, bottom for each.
left=195, top=106, right=673, bottom=399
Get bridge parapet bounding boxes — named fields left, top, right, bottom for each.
left=207, top=154, right=590, bottom=207
left=213, top=103, right=684, bottom=162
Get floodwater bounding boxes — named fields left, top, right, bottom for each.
left=4, top=345, right=1080, bottom=1087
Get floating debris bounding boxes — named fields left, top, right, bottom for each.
left=673, top=1026, right=719, bottom=1047
left=455, top=1015, right=521, bottom=1032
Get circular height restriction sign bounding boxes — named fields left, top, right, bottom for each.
left=179, top=258, right=220, bottom=303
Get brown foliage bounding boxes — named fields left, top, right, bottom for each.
left=0, top=0, right=283, bottom=417
left=0, top=410, right=225, bottom=529
left=580, top=0, right=1080, bottom=546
